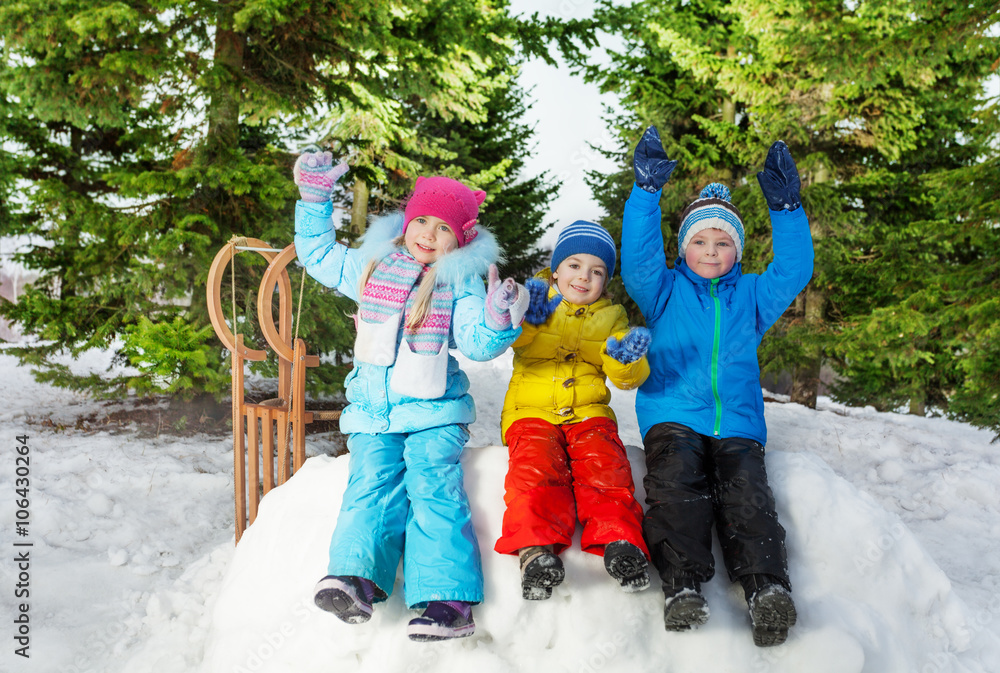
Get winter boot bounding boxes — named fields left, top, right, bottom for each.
left=603, top=540, right=650, bottom=593
left=407, top=601, right=476, bottom=641
left=519, top=545, right=565, bottom=600
left=740, top=574, right=797, bottom=647
left=314, top=575, right=377, bottom=624
left=662, top=577, right=710, bottom=631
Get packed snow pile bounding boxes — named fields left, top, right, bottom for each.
left=1, top=350, right=999, bottom=673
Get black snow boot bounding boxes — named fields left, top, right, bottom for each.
left=519, top=545, right=565, bottom=600
left=603, top=540, right=650, bottom=593
left=740, top=574, right=797, bottom=647
left=662, top=577, right=709, bottom=631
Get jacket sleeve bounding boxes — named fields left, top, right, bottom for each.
left=600, top=307, right=651, bottom=391
left=452, top=276, right=522, bottom=361
left=621, top=183, right=674, bottom=325
left=755, top=207, right=815, bottom=334
left=293, top=200, right=367, bottom=301
left=511, top=320, right=542, bottom=350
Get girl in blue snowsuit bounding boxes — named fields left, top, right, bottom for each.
left=622, top=129, right=814, bottom=647
left=291, top=153, right=527, bottom=641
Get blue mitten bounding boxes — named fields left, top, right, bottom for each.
left=756, top=141, right=801, bottom=211
left=633, top=126, right=678, bottom=193
left=524, top=278, right=562, bottom=325
left=606, top=327, right=651, bottom=364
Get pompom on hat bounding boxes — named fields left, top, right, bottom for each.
left=403, top=176, right=487, bottom=247
left=550, top=220, right=618, bottom=278
left=677, top=183, right=746, bottom=262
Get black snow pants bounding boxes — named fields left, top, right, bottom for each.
left=641, top=422, right=789, bottom=587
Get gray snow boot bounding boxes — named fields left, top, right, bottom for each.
left=741, top=574, right=797, bottom=647
left=519, top=545, right=565, bottom=600
left=314, top=575, right=377, bottom=624
left=662, top=577, right=710, bottom=631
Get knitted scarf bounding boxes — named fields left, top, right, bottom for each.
left=358, top=251, right=453, bottom=355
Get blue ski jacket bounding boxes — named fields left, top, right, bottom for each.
left=621, top=184, right=814, bottom=445
left=294, top=201, right=520, bottom=435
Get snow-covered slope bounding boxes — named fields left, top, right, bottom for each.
left=1, top=350, right=998, bottom=673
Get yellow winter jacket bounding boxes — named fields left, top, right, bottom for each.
left=500, top=277, right=650, bottom=442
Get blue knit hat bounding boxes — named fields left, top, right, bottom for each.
left=550, top=220, right=617, bottom=278
left=678, top=183, right=746, bottom=262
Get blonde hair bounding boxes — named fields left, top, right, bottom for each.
left=358, top=235, right=441, bottom=329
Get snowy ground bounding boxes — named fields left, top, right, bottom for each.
left=1, top=347, right=999, bottom=673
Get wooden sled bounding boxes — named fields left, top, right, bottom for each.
left=207, top=239, right=340, bottom=543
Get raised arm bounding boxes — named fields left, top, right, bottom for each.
left=451, top=276, right=522, bottom=361
left=291, top=152, right=365, bottom=300
left=621, top=126, right=678, bottom=324
left=754, top=141, right=815, bottom=332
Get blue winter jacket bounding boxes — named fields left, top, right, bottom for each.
left=621, top=184, right=814, bottom=445
left=294, top=201, right=520, bottom=435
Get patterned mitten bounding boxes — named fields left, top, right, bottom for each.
left=486, top=264, right=524, bottom=330
left=294, top=151, right=349, bottom=202
left=606, top=327, right=651, bottom=364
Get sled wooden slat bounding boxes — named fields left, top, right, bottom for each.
left=277, top=408, right=290, bottom=486
left=233, top=336, right=248, bottom=544
left=261, top=407, right=275, bottom=496
left=247, top=407, right=260, bottom=525
left=207, top=240, right=342, bottom=545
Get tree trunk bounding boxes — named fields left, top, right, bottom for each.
left=206, top=6, right=245, bottom=153
left=790, top=285, right=825, bottom=408
left=350, top=178, right=369, bottom=238
left=789, top=156, right=829, bottom=408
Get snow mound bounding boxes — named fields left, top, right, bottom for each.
left=200, top=447, right=999, bottom=673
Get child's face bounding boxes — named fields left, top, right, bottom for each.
left=404, top=215, right=459, bottom=265
left=551, top=253, right=607, bottom=305
left=685, top=228, right=737, bottom=279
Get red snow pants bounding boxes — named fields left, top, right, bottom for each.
left=494, top=417, right=649, bottom=558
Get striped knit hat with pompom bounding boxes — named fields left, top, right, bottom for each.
left=677, top=183, right=746, bottom=262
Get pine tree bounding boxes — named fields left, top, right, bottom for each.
left=580, top=0, right=999, bottom=430
left=0, top=0, right=562, bottom=398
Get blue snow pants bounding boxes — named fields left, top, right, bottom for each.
left=326, top=424, right=484, bottom=607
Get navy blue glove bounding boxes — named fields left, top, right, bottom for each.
left=524, top=278, right=562, bottom=325
left=633, top=126, right=678, bottom=193
left=756, top=141, right=801, bottom=211
left=606, top=327, right=651, bottom=364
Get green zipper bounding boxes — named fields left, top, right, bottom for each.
left=710, top=278, right=722, bottom=436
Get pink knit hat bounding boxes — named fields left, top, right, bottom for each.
left=403, top=176, right=487, bottom=247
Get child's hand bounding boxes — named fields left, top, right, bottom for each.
left=633, top=126, right=678, bottom=193
left=756, top=141, right=801, bottom=211
left=486, top=264, right=525, bottom=330
left=606, top=327, right=651, bottom=364
left=524, top=278, right=562, bottom=325
left=294, top=151, right=349, bottom=203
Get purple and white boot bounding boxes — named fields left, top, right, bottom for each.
left=407, top=601, right=476, bottom=642
left=314, top=575, right=376, bottom=624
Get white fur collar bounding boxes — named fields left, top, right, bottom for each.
left=357, top=211, right=504, bottom=287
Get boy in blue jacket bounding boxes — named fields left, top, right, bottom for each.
left=621, top=127, right=814, bottom=647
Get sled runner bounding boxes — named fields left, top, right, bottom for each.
left=207, top=239, right=340, bottom=543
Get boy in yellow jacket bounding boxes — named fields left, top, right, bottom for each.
left=495, top=220, right=652, bottom=600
